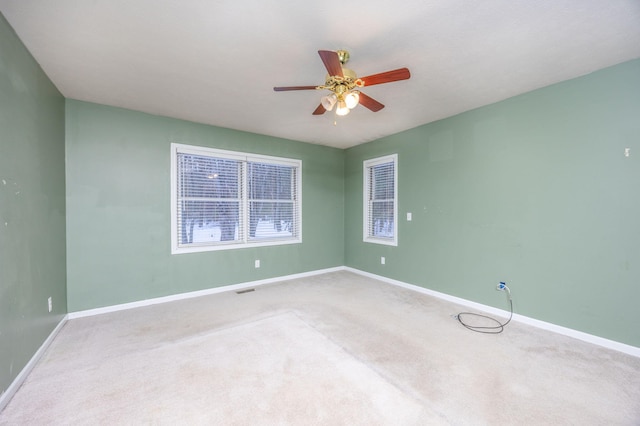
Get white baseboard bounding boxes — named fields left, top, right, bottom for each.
left=67, top=265, right=639, bottom=358
left=2, top=265, right=637, bottom=414
left=0, top=315, right=68, bottom=412
left=68, top=266, right=345, bottom=319
left=344, top=267, right=640, bottom=358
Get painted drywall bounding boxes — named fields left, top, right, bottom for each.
left=0, top=13, right=67, bottom=395
left=345, top=59, right=640, bottom=347
left=65, top=100, right=344, bottom=312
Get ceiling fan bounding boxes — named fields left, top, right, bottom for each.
left=273, top=50, right=410, bottom=116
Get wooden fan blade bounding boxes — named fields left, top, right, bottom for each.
left=312, top=104, right=326, bottom=115
left=274, top=85, right=318, bottom=91
left=318, top=50, right=344, bottom=78
left=360, top=68, right=410, bottom=86
left=358, top=92, right=385, bottom=112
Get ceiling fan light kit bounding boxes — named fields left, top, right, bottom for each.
left=274, top=49, right=410, bottom=118
left=336, top=100, right=350, bottom=116
left=345, top=91, right=360, bottom=109
left=321, top=93, right=337, bottom=111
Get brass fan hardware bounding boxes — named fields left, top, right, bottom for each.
left=336, top=49, right=350, bottom=64
left=273, top=49, right=410, bottom=116
left=316, top=50, right=364, bottom=110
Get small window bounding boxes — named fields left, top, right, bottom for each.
left=171, top=143, right=302, bottom=254
left=363, top=154, right=397, bottom=246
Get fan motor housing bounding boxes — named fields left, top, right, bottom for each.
left=323, top=68, right=363, bottom=92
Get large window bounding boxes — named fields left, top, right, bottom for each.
left=363, top=154, right=397, bottom=246
left=171, top=143, right=301, bottom=254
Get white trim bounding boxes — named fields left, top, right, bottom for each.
left=363, top=154, right=398, bottom=246
left=61, top=265, right=640, bottom=358
left=170, top=143, right=179, bottom=253
left=344, top=267, right=640, bottom=358
left=68, top=266, right=344, bottom=319
left=0, top=315, right=68, bottom=412
left=172, top=143, right=299, bottom=167
left=170, top=143, right=303, bottom=255
left=173, top=238, right=302, bottom=254
left=6, top=266, right=636, bottom=417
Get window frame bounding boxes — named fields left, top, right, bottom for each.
left=363, top=154, right=398, bottom=246
left=170, top=143, right=302, bottom=254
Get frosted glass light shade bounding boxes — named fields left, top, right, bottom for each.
left=345, top=91, right=360, bottom=109
left=336, top=100, right=350, bottom=116
left=321, top=94, right=337, bottom=111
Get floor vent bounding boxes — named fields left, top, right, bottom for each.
left=236, top=288, right=255, bottom=294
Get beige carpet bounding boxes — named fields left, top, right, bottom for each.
left=2, top=271, right=639, bottom=425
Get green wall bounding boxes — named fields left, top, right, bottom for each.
left=2, top=7, right=638, bottom=400
left=345, top=59, right=640, bottom=347
left=0, top=14, right=67, bottom=396
left=65, top=100, right=345, bottom=312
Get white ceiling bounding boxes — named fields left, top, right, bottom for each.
left=1, top=1, right=639, bottom=149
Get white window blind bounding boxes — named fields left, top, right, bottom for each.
left=363, top=154, right=397, bottom=246
left=247, top=162, right=298, bottom=241
left=171, top=144, right=301, bottom=254
left=176, top=153, right=244, bottom=246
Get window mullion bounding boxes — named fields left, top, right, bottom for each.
left=241, top=161, right=248, bottom=244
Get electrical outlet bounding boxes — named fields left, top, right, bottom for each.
left=496, top=282, right=506, bottom=291
left=254, top=259, right=260, bottom=268
left=48, top=297, right=52, bottom=312
left=381, top=256, right=386, bottom=265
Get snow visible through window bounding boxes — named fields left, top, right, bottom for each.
left=191, top=219, right=292, bottom=243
